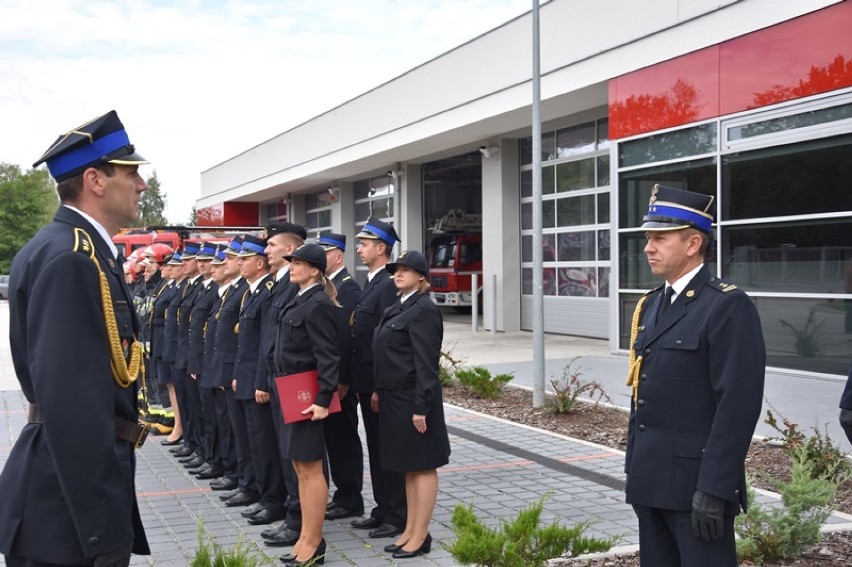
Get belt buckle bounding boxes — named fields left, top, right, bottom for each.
left=134, top=424, right=150, bottom=449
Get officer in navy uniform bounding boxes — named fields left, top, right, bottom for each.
left=188, top=242, right=230, bottom=483
left=840, top=363, right=852, bottom=445
left=233, top=234, right=288, bottom=526
left=166, top=252, right=195, bottom=460
left=257, top=222, right=307, bottom=547
left=349, top=217, right=407, bottom=539
left=205, top=238, right=252, bottom=507
left=175, top=242, right=206, bottom=471
left=318, top=233, right=365, bottom=521
left=0, top=110, right=150, bottom=566
left=624, top=184, right=766, bottom=567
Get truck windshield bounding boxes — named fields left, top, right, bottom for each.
left=431, top=242, right=455, bottom=267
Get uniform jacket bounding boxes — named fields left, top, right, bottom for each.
left=234, top=273, right=273, bottom=400
left=274, top=285, right=340, bottom=408
left=187, top=280, right=218, bottom=375
left=840, top=362, right=852, bottom=409
left=349, top=269, right=398, bottom=394
left=373, top=292, right=443, bottom=415
left=0, top=206, right=149, bottom=562
left=161, top=278, right=186, bottom=363
left=258, top=271, right=297, bottom=391
left=625, top=265, right=765, bottom=514
left=175, top=275, right=202, bottom=370
left=208, top=278, right=247, bottom=388
left=332, top=268, right=361, bottom=386
left=149, top=278, right=175, bottom=361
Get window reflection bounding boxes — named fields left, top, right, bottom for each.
left=559, top=267, right=597, bottom=297
left=724, top=220, right=852, bottom=294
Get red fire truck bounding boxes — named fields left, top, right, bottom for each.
left=428, top=211, right=483, bottom=311
left=112, top=226, right=262, bottom=257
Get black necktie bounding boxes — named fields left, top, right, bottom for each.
left=659, top=286, right=674, bottom=319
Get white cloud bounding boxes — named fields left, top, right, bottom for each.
left=1, top=0, right=531, bottom=223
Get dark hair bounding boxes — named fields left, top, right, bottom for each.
left=56, top=163, right=116, bottom=202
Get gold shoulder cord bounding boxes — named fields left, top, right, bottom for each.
left=625, top=294, right=649, bottom=403
left=74, top=228, right=144, bottom=389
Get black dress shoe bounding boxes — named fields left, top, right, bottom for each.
left=187, top=464, right=211, bottom=475
left=350, top=516, right=382, bottom=530
left=196, top=466, right=224, bottom=480
left=281, top=538, right=325, bottom=565
left=182, top=456, right=206, bottom=468
left=264, top=527, right=300, bottom=546
left=248, top=508, right=287, bottom=525
left=240, top=503, right=265, bottom=518
left=369, top=523, right=404, bottom=538
left=392, top=533, right=432, bottom=559
left=172, top=446, right=194, bottom=457
left=160, top=436, right=183, bottom=446
left=325, top=505, right=359, bottom=520
left=261, top=522, right=287, bottom=539
left=224, top=492, right=260, bottom=507
left=210, top=477, right=238, bottom=491
left=219, top=489, right=241, bottom=502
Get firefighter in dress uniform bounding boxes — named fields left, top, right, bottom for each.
left=0, top=110, right=150, bottom=566
left=624, top=184, right=766, bottom=567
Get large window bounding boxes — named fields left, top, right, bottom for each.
left=520, top=118, right=611, bottom=298
left=353, top=174, right=396, bottom=285
left=304, top=191, right=333, bottom=236
left=616, top=92, right=852, bottom=375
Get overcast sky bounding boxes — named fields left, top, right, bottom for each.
left=0, top=0, right=532, bottom=223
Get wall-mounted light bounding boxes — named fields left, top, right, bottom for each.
left=479, top=145, right=500, bottom=159
left=387, top=169, right=404, bottom=180
left=326, top=185, right=340, bottom=203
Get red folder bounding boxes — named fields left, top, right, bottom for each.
left=275, top=370, right=341, bottom=424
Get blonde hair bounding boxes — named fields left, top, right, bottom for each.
left=319, top=273, right=341, bottom=307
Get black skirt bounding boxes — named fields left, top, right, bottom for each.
left=377, top=388, right=451, bottom=472
left=281, top=418, right=327, bottom=462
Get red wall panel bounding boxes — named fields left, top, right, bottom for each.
left=610, top=2, right=852, bottom=139
left=196, top=202, right=259, bottom=227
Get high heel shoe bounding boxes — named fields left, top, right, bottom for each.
left=392, top=533, right=431, bottom=559
left=283, top=538, right=326, bottom=566
left=384, top=541, right=405, bottom=553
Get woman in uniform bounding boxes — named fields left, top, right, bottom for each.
left=373, top=250, right=450, bottom=559
left=274, top=243, right=340, bottom=566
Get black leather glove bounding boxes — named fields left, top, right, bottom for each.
left=93, top=542, right=133, bottom=567
left=841, top=409, right=852, bottom=445
left=691, top=490, right=725, bottom=543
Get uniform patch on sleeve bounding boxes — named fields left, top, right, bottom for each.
left=72, top=227, right=95, bottom=259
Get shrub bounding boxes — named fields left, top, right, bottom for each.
left=764, top=406, right=850, bottom=483
left=447, top=494, right=617, bottom=566
left=736, top=443, right=842, bottom=565
left=190, top=520, right=274, bottom=567
left=439, top=343, right=465, bottom=388
left=455, top=366, right=513, bottom=399
left=547, top=358, right=612, bottom=414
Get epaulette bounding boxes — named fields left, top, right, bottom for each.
left=72, top=227, right=95, bottom=260
left=708, top=276, right=738, bottom=293
left=265, top=280, right=274, bottom=291
left=342, top=276, right=352, bottom=282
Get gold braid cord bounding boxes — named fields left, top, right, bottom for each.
left=75, top=228, right=144, bottom=389
left=625, top=294, right=649, bottom=403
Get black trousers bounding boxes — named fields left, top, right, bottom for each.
left=324, top=390, right=364, bottom=513
left=269, top=384, right=303, bottom=531
left=199, top=386, right=223, bottom=471
left=219, top=389, right=247, bottom=487
left=228, top=395, right=258, bottom=496
left=171, top=366, right=196, bottom=452
left=182, top=371, right=204, bottom=459
left=357, top=392, right=406, bottom=528
left=246, top=399, right=286, bottom=514
left=632, top=504, right=737, bottom=567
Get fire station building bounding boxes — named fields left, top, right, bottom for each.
left=197, top=0, right=852, bottom=377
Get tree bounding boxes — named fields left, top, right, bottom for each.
left=131, top=170, right=168, bottom=227
left=0, top=163, right=58, bottom=273
left=187, top=206, right=198, bottom=226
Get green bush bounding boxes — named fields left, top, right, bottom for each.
left=190, top=520, right=274, bottom=567
left=735, top=443, right=842, bottom=565
left=547, top=358, right=612, bottom=414
left=764, top=407, right=850, bottom=483
left=455, top=366, right=513, bottom=399
left=447, top=495, right=617, bottom=566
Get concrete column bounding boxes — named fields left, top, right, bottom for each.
left=481, top=139, right=520, bottom=332
left=398, top=163, right=423, bottom=252
left=336, top=181, right=357, bottom=272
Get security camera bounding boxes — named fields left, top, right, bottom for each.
left=479, top=145, right=499, bottom=159
left=327, top=186, right=335, bottom=195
